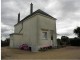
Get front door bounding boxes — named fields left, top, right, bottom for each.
left=50, top=30, right=53, bottom=40
left=50, top=30, right=54, bottom=46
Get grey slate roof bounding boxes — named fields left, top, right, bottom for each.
left=15, top=9, right=57, bottom=26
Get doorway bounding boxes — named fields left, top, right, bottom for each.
left=50, top=30, right=54, bottom=40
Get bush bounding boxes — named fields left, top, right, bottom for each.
left=1, top=38, right=10, bottom=47
left=19, top=44, right=29, bottom=50
left=70, top=38, right=80, bottom=46
left=39, top=46, right=52, bottom=51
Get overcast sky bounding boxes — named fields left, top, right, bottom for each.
left=1, top=0, right=80, bottom=40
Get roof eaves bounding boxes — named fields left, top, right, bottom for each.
left=10, top=33, right=23, bottom=35
left=14, top=9, right=57, bottom=26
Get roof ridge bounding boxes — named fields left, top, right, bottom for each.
left=34, top=9, right=56, bottom=19
left=15, top=9, right=56, bottom=26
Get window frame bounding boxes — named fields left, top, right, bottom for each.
left=42, top=31, right=48, bottom=40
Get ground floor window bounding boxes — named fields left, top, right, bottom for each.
left=41, top=29, right=48, bottom=40
left=42, top=32, right=47, bottom=39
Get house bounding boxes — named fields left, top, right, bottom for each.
left=10, top=3, right=58, bottom=52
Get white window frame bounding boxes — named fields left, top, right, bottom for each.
left=42, top=31, right=48, bottom=40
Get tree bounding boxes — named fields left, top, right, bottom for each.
left=70, top=37, right=80, bottom=46
left=1, top=38, right=10, bottom=47
left=61, top=36, right=69, bottom=46
left=74, top=27, right=80, bottom=38
left=57, top=38, right=61, bottom=45
left=61, top=36, right=69, bottom=42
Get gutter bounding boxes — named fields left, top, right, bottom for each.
left=19, top=22, right=23, bottom=33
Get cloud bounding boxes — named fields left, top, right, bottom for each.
left=1, top=0, right=80, bottom=40
left=1, top=22, right=14, bottom=40
left=59, top=0, right=80, bottom=17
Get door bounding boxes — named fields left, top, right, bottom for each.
left=50, top=30, right=54, bottom=46
left=50, top=30, right=53, bottom=40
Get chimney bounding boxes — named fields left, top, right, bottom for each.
left=18, top=12, right=20, bottom=23
left=30, top=3, right=33, bottom=14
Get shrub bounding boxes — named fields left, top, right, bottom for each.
left=70, top=38, right=80, bottom=46
left=39, top=46, right=52, bottom=51
left=19, top=44, right=29, bottom=50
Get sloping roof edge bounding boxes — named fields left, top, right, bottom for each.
left=15, top=9, right=57, bottom=26
left=10, top=33, right=23, bottom=35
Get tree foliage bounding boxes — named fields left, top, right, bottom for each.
left=74, top=27, right=80, bottom=38
left=70, top=37, right=80, bottom=46
left=1, top=38, right=10, bottom=47
left=61, top=36, right=69, bottom=42
left=61, top=36, right=70, bottom=46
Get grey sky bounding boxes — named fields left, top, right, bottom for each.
left=1, top=0, right=80, bottom=40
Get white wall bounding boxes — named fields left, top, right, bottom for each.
left=10, top=13, right=57, bottom=52
left=10, top=34, right=23, bottom=48
left=23, top=15, right=38, bottom=52
left=12, top=14, right=39, bottom=52
left=10, top=35, right=14, bottom=48
left=37, top=14, right=57, bottom=48
left=13, top=34, right=23, bottom=48
left=14, top=22, right=23, bottom=33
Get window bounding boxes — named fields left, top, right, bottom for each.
left=42, top=32, right=47, bottom=39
